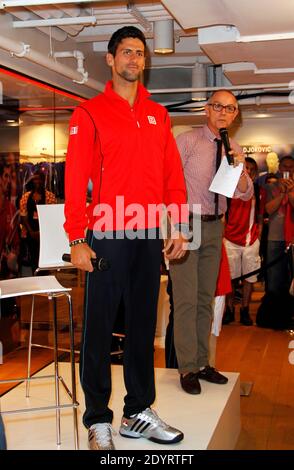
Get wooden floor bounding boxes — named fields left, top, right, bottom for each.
left=1, top=281, right=293, bottom=450
left=219, top=289, right=294, bottom=450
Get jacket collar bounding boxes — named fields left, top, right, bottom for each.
left=104, top=80, right=150, bottom=106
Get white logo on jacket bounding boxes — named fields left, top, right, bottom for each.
left=147, top=115, right=157, bottom=125
left=70, top=126, right=78, bottom=135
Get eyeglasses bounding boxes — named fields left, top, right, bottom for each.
left=208, top=102, right=237, bottom=114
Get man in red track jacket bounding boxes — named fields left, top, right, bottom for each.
left=64, top=26, right=188, bottom=451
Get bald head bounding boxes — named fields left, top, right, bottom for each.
left=207, top=90, right=238, bottom=107
left=205, top=90, right=239, bottom=136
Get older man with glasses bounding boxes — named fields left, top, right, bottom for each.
left=169, top=90, right=253, bottom=395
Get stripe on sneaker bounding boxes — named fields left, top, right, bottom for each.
left=134, top=420, right=146, bottom=432
left=131, top=419, right=151, bottom=433
left=140, top=422, right=151, bottom=433
left=130, top=419, right=141, bottom=431
left=135, top=420, right=151, bottom=433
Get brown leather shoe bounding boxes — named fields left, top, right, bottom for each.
left=180, top=372, right=201, bottom=394
left=198, top=366, right=228, bottom=384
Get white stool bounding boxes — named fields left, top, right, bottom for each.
left=0, top=276, right=79, bottom=449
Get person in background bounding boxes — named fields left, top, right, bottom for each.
left=265, top=156, right=294, bottom=294
left=259, top=172, right=279, bottom=289
left=64, top=26, right=188, bottom=451
left=170, top=90, right=253, bottom=395
left=0, top=162, right=19, bottom=279
left=223, top=157, right=262, bottom=325
left=256, top=156, right=294, bottom=329
left=19, top=171, right=56, bottom=273
left=5, top=152, right=19, bottom=208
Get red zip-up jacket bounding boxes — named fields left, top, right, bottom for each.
left=64, top=81, right=187, bottom=241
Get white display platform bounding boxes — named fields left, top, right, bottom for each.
left=1, top=364, right=240, bottom=450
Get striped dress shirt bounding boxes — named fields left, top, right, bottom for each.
left=176, top=125, right=253, bottom=215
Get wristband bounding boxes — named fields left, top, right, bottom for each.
left=69, top=238, right=87, bottom=247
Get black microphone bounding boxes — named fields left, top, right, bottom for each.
left=219, top=128, right=234, bottom=165
left=62, top=254, right=110, bottom=271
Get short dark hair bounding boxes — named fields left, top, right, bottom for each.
left=245, top=156, right=258, bottom=171
left=108, top=26, right=146, bottom=56
left=265, top=172, right=278, bottom=183
left=26, top=171, right=45, bottom=191
left=279, top=155, right=294, bottom=165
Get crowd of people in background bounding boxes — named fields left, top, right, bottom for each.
left=0, top=156, right=59, bottom=281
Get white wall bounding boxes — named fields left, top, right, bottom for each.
left=234, top=117, right=294, bottom=146
left=19, top=121, right=68, bottom=161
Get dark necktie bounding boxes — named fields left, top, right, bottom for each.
left=214, top=138, right=222, bottom=216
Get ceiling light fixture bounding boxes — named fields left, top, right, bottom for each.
left=255, top=113, right=272, bottom=118
left=237, top=31, right=294, bottom=43
left=191, top=61, right=206, bottom=101
left=153, top=20, right=174, bottom=54
left=13, top=16, right=97, bottom=28
left=0, top=0, right=100, bottom=7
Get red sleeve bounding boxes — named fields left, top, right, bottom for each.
left=163, top=112, right=188, bottom=225
left=64, top=106, right=96, bottom=241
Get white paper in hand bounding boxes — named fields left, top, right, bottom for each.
left=209, top=158, right=243, bottom=198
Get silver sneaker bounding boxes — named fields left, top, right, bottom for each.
left=119, top=407, right=184, bottom=444
left=88, top=423, right=116, bottom=450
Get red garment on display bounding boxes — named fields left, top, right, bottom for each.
left=215, top=243, right=232, bottom=297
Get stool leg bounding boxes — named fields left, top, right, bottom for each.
left=26, top=295, right=35, bottom=398
left=52, top=296, right=61, bottom=446
left=67, top=293, right=79, bottom=450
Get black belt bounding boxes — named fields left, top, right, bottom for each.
left=189, top=212, right=223, bottom=222
left=201, top=214, right=223, bottom=221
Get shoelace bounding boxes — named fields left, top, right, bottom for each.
left=91, top=423, right=116, bottom=447
left=139, top=408, right=168, bottom=428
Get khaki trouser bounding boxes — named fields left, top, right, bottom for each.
left=170, top=219, right=223, bottom=373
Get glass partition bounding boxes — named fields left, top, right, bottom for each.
left=0, top=67, right=85, bottom=354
